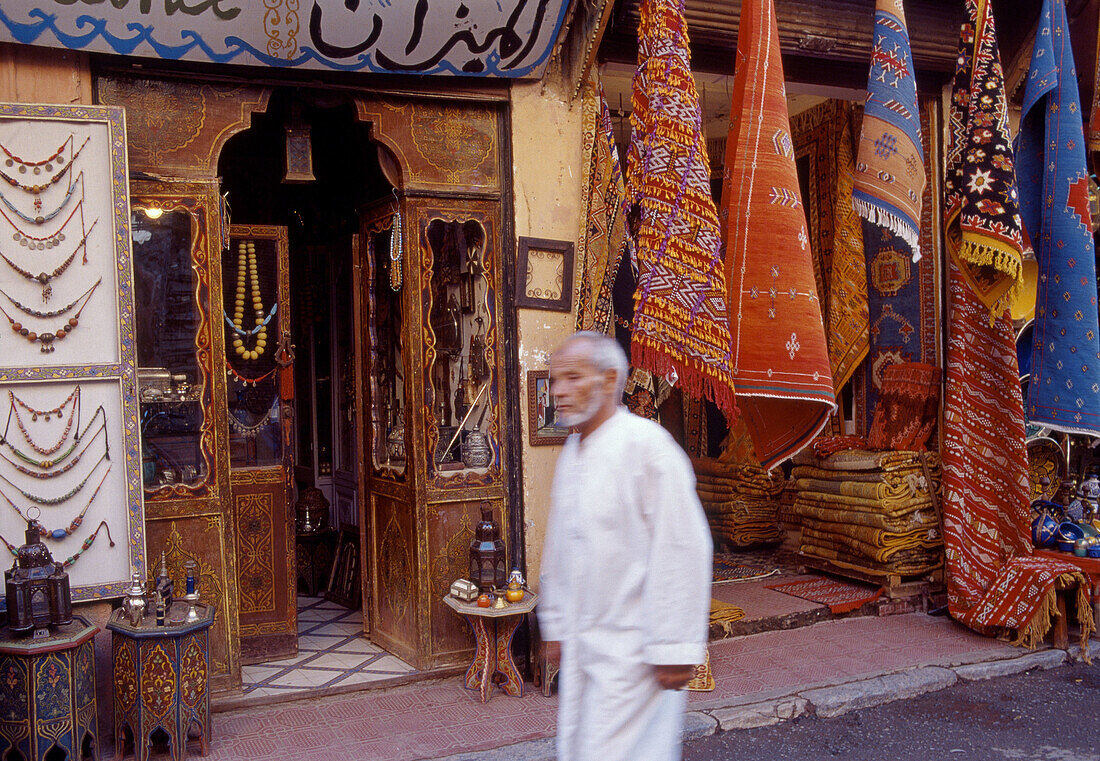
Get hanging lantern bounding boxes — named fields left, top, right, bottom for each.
left=283, top=103, right=316, bottom=184
left=468, top=503, right=506, bottom=593
left=4, top=519, right=72, bottom=635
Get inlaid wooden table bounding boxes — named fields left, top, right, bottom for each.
left=0, top=616, right=99, bottom=761
left=107, top=602, right=215, bottom=761
left=295, top=527, right=339, bottom=597
left=444, top=592, right=537, bottom=702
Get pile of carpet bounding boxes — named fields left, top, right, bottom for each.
left=694, top=457, right=785, bottom=548
left=790, top=449, right=943, bottom=577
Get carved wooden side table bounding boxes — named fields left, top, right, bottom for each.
left=444, top=593, right=537, bottom=702
left=295, top=527, right=338, bottom=596
left=107, top=603, right=215, bottom=761
left=0, top=616, right=99, bottom=761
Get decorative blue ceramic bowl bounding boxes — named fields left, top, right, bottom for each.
left=1056, top=538, right=1078, bottom=553
left=1032, top=513, right=1060, bottom=548
left=1087, top=544, right=1100, bottom=559
left=1057, top=521, right=1086, bottom=543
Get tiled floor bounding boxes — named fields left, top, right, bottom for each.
left=240, top=596, right=418, bottom=699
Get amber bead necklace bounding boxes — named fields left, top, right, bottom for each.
left=0, top=451, right=108, bottom=506
left=229, top=240, right=269, bottom=361
left=0, top=404, right=106, bottom=472
left=0, top=134, right=73, bottom=175
left=0, top=218, right=97, bottom=303
left=0, top=172, right=83, bottom=226
left=1, top=386, right=80, bottom=456
left=0, top=136, right=89, bottom=212
left=0, top=277, right=101, bottom=352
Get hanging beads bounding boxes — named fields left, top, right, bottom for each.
left=231, top=240, right=268, bottom=361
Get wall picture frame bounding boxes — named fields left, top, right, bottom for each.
left=516, top=236, right=574, bottom=312
left=527, top=369, right=571, bottom=446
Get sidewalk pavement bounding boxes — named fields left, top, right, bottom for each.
left=200, top=613, right=1093, bottom=761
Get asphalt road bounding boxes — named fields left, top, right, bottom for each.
left=684, top=662, right=1100, bottom=761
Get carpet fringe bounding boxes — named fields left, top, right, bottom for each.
left=853, top=196, right=922, bottom=261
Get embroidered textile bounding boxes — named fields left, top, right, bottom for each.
left=852, top=0, right=925, bottom=259
left=576, top=72, right=630, bottom=335
left=766, top=576, right=885, bottom=614
left=1018, top=0, right=1100, bottom=437
left=867, top=361, right=940, bottom=451
left=944, top=0, right=1025, bottom=318
left=943, top=258, right=1092, bottom=653
left=626, top=0, right=736, bottom=415
left=1090, top=17, right=1100, bottom=152
left=720, top=0, right=835, bottom=471
left=828, top=103, right=869, bottom=391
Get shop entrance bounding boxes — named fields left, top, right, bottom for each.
left=217, top=92, right=394, bottom=672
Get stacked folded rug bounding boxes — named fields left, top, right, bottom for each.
left=790, top=449, right=943, bottom=576
left=694, top=457, right=785, bottom=547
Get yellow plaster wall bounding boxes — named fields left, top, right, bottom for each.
left=510, top=76, right=584, bottom=588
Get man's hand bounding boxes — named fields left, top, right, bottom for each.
left=543, top=640, right=561, bottom=666
left=654, top=664, right=695, bottom=690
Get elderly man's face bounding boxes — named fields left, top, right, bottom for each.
left=549, top=342, right=616, bottom=428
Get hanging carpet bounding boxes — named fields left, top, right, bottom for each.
left=866, top=361, right=940, bottom=451
left=576, top=72, right=630, bottom=336
left=720, top=0, right=835, bottom=471
left=943, top=0, right=1025, bottom=318
left=852, top=0, right=926, bottom=260
left=827, top=102, right=869, bottom=392
left=625, top=0, right=736, bottom=416
left=1017, top=0, right=1100, bottom=437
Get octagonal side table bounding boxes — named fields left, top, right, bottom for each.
left=107, top=602, right=215, bottom=761
left=444, top=593, right=537, bottom=702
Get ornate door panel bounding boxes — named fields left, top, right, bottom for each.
left=369, top=489, right=418, bottom=666
left=225, top=224, right=296, bottom=664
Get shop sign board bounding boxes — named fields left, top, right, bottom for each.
left=0, top=0, right=570, bottom=78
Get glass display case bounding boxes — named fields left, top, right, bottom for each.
left=132, top=205, right=213, bottom=495
left=366, top=209, right=406, bottom=477
left=425, top=218, right=494, bottom=473
left=223, top=230, right=283, bottom=467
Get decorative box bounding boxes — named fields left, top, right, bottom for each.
left=450, top=578, right=479, bottom=603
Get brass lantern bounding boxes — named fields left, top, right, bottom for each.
left=4, top=520, right=72, bottom=635
left=469, top=504, right=506, bottom=593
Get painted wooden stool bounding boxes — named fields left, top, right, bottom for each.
left=444, top=593, right=537, bottom=702
left=107, top=603, right=215, bottom=761
left=0, top=616, right=99, bottom=761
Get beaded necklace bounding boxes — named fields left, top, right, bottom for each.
left=0, top=135, right=73, bottom=175
left=2, top=387, right=80, bottom=456
left=0, top=172, right=83, bottom=226
left=390, top=213, right=403, bottom=291
left=0, top=198, right=85, bottom=251
left=0, top=218, right=97, bottom=303
left=227, top=364, right=278, bottom=387
left=0, top=452, right=107, bottom=506
left=229, top=240, right=268, bottom=361
left=0, top=520, right=114, bottom=563
left=228, top=406, right=275, bottom=438
left=0, top=277, right=101, bottom=352
left=0, top=136, right=89, bottom=211
left=0, top=417, right=107, bottom=478
left=0, top=404, right=104, bottom=471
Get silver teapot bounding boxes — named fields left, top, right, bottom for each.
left=122, top=572, right=147, bottom=626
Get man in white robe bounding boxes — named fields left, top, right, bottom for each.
left=538, top=332, right=712, bottom=761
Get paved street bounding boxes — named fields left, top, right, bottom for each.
left=684, top=662, right=1100, bottom=761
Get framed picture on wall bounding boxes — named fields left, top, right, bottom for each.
left=527, top=369, right=571, bottom=446
left=516, top=237, right=574, bottom=312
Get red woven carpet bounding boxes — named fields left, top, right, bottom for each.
left=765, top=576, right=883, bottom=614
left=720, top=0, right=835, bottom=470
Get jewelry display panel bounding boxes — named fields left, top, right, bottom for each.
left=0, top=103, right=143, bottom=602
left=367, top=211, right=406, bottom=477
left=424, top=218, right=496, bottom=476
left=224, top=229, right=284, bottom=468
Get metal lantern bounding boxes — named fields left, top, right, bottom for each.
left=4, top=519, right=72, bottom=635
left=469, top=504, right=506, bottom=592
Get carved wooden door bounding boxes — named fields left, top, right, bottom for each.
left=356, top=201, right=419, bottom=661
left=225, top=224, right=297, bottom=664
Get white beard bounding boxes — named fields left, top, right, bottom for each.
left=556, top=393, right=604, bottom=428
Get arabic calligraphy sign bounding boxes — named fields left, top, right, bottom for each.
left=0, top=0, right=570, bottom=78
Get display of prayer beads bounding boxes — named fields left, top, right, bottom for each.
left=229, top=240, right=270, bottom=361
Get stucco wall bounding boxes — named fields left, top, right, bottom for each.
left=509, top=76, right=584, bottom=589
